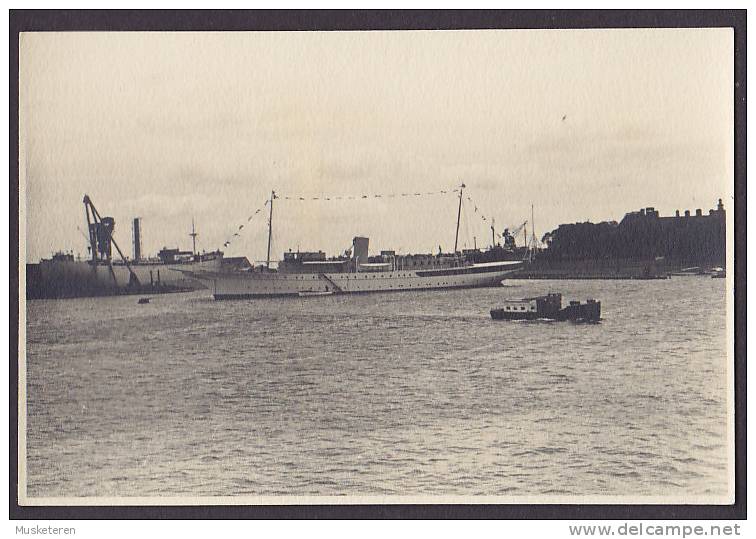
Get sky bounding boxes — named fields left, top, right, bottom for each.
left=20, top=29, right=733, bottom=263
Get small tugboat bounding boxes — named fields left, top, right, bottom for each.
left=490, top=293, right=601, bottom=322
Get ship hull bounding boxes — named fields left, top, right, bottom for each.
left=28, top=257, right=222, bottom=299
left=186, top=262, right=522, bottom=299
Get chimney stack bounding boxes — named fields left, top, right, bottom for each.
left=132, top=218, right=141, bottom=261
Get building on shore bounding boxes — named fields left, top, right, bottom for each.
left=539, top=199, right=726, bottom=267
left=516, top=200, right=726, bottom=279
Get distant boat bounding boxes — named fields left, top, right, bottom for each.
left=669, top=266, right=704, bottom=276
left=711, top=267, right=726, bottom=278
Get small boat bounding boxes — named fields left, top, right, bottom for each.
left=670, top=266, right=703, bottom=276
left=711, top=267, right=726, bottom=278
left=137, top=297, right=150, bottom=304
left=490, top=293, right=600, bottom=322
left=297, top=290, right=335, bottom=297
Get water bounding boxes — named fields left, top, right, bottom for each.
left=24, top=278, right=729, bottom=499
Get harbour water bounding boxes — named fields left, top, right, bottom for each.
left=24, top=278, right=729, bottom=499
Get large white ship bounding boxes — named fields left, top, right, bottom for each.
left=185, top=238, right=522, bottom=299
left=183, top=185, right=524, bottom=299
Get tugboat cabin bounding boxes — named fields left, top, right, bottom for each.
left=490, top=293, right=563, bottom=320
left=498, top=299, right=538, bottom=314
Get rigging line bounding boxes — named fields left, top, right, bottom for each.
left=224, top=186, right=460, bottom=250
left=464, top=191, right=507, bottom=238
left=274, top=187, right=457, bottom=201
left=470, top=193, right=511, bottom=247
left=222, top=198, right=269, bottom=248
left=459, top=196, right=471, bottom=250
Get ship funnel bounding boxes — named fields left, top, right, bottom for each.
left=353, top=236, right=369, bottom=270
left=133, top=218, right=142, bottom=261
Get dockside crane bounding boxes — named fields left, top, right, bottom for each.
left=508, top=220, right=528, bottom=247
left=83, top=194, right=141, bottom=288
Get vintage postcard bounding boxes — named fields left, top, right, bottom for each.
left=16, top=21, right=738, bottom=510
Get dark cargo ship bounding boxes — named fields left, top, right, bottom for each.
left=490, top=293, right=601, bottom=322
left=26, top=195, right=250, bottom=299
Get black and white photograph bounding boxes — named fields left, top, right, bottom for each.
left=13, top=11, right=743, bottom=517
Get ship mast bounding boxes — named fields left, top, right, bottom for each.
left=454, top=182, right=465, bottom=253
left=266, top=190, right=276, bottom=270
left=189, top=218, right=198, bottom=257
left=530, top=203, right=536, bottom=261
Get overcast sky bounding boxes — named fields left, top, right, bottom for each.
left=20, top=29, right=733, bottom=263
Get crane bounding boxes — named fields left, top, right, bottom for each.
left=509, top=220, right=528, bottom=244
left=82, top=194, right=141, bottom=287
left=510, top=220, right=527, bottom=237
left=501, top=220, right=527, bottom=250
left=74, top=225, right=97, bottom=257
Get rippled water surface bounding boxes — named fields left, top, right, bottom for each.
left=25, top=278, right=729, bottom=499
